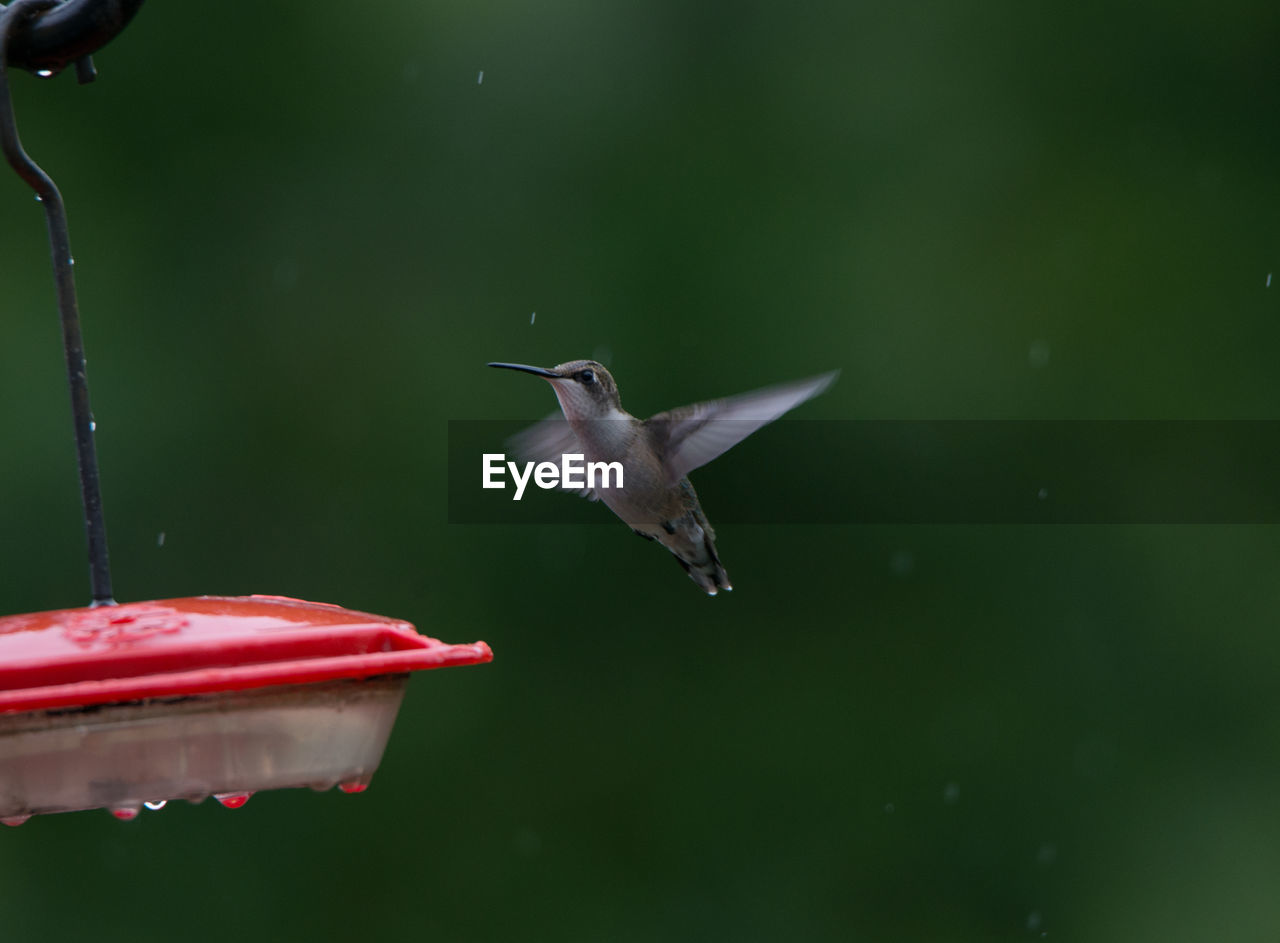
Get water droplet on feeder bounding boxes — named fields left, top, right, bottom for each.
left=33, top=193, right=42, bottom=202
left=36, top=69, right=53, bottom=79
left=1, top=814, right=31, bottom=827
left=110, top=803, right=141, bottom=821
left=214, top=791, right=253, bottom=809
left=339, top=775, right=371, bottom=794
left=144, top=799, right=168, bottom=811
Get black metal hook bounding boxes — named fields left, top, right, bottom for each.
left=0, top=0, right=143, bottom=81
left=0, top=0, right=138, bottom=606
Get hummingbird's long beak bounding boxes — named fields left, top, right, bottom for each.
left=487, top=362, right=561, bottom=379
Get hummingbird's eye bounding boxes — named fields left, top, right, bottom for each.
left=579, top=369, right=596, bottom=384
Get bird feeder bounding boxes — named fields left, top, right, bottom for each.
left=0, top=0, right=492, bottom=822
left=0, top=596, right=491, bottom=823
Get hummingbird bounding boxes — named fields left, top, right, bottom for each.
left=488, top=359, right=838, bottom=595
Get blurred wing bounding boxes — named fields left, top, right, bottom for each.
left=508, top=414, right=600, bottom=500
left=648, top=370, right=839, bottom=485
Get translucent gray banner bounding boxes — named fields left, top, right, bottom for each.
left=448, top=420, right=1280, bottom=524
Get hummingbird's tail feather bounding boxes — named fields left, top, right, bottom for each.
left=671, top=533, right=732, bottom=596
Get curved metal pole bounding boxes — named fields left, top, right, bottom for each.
left=0, top=0, right=114, bottom=606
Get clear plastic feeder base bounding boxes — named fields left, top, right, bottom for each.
left=1, top=676, right=405, bottom=820
left=0, top=595, right=492, bottom=822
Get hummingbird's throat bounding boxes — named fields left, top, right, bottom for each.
left=547, top=381, right=621, bottom=423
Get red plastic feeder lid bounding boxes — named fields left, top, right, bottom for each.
left=0, top=594, right=493, bottom=713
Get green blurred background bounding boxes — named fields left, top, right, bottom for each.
left=3, top=1, right=1280, bottom=939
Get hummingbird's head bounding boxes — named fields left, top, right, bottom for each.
left=487, top=359, right=622, bottom=421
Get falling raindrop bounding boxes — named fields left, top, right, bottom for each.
left=1028, top=339, right=1050, bottom=368
left=513, top=827, right=541, bottom=857
left=272, top=259, right=298, bottom=290
left=889, top=549, right=915, bottom=576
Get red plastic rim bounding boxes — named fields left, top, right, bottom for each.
left=0, top=595, right=492, bottom=713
